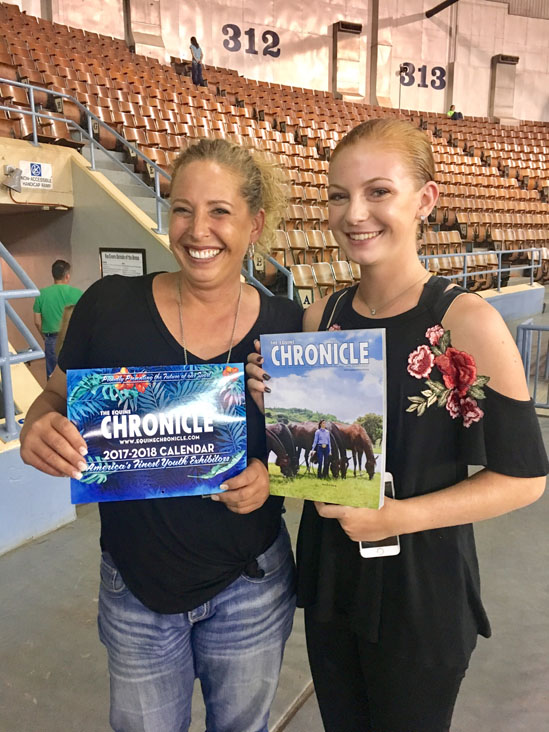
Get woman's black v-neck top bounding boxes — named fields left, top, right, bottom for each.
left=296, top=276, right=548, bottom=667
left=58, top=273, right=303, bottom=613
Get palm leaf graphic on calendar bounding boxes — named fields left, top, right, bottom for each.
left=67, top=364, right=247, bottom=503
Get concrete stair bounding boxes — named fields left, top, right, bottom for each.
left=80, top=145, right=168, bottom=229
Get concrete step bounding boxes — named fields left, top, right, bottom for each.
left=98, top=167, right=144, bottom=185
left=119, top=183, right=157, bottom=200
left=130, top=198, right=170, bottom=230
left=99, top=169, right=152, bottom=195
left=131, top=197, right=158, bottom=215
left=81, top=143, right=168, bottom=225
left=81, top=146, right=128, bottom=171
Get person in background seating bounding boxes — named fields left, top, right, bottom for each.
left=190, top=36, right=205, bottom=87
left=33, top=260, right=82, bottom=378
left=447, top=104, right=463, bottom=121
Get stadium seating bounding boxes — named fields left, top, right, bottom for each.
left=1, top=0, right=548, bottom=296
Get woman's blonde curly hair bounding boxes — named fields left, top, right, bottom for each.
left=170, top=138, right=288, bottom=252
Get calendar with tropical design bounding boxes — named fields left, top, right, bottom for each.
left=67, top=363, right=247, bottom=503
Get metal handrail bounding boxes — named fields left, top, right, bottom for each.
left=0, top=77, right=170, bottom=233
left=244, top=254, right=294, bottom=300
left=1, top=77, right=294, bottom=296
left=516, top=322, right=549, bottom=408
left=0, top=78, right=289, bottom=292
left=0, top=241, right=44, bottom=442
left=419, top=248, right=542, bottom=291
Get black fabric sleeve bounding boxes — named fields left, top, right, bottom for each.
left=57, top=277, right=103, bottom=372
left=264, top=293, right=303, bottom=332
left=460, top=386, right=549, bottom=477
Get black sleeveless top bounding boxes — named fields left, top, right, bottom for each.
left=296, top=276, right=548, bottom=667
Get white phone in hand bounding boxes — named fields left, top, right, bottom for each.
left=359, top=472, right=400, bottom=558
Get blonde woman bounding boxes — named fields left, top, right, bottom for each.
left=20, top=139, right=302, bottom=732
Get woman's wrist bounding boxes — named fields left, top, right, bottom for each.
left=387, top=492, right=439, bottom=537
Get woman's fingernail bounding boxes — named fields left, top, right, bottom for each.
left=73, top=471, right=83, bottom=480
left=79, top=446, right=88, bottom=456
left=263, top=373, right=271, bottom=381
left=264, top=385, right=271, bottom=393
left=258, top=357, right=264, bottom=364
left=78, top=461, right=87, bottom=472
left=219, top=483, right=228, bottom=491
left=210, top=494, right=220, bottom=501
left=254, top=339, right=260, bottom=346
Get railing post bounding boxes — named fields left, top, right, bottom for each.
left=0, top=267, right=19, bottom=441
left=463, top=253, right=468, bottom=289
left=525, top=328, right=532, bottom=382
left=155, top=170, right=164, bottom=234
left=516, top=323, right=549, bottom=409
left=28, top=85, right=38, bottom=146
left=87, top=113, right=96, bottom=170
left=497, top=251, right=502, bottom=291
left=516, top=324, right=525, bottom=373
left=240, top=268, right=273, bottom=297
left=0, top=241, right=44, bottom=441
left=153, top=170, right=167, bottom=235
left=533, top=329, right=542, bottom=404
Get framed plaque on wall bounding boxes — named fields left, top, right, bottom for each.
left=99, top=248, right=147, bottom=277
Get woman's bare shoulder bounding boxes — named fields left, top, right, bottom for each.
left=442, top=291, right=529, bottom=399
left=302, top=295, right=332, bottom=331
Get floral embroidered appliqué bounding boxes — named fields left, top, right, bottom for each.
left=406, top=326, right=489, bottom=427
left=328, top=324, right=341, bottom=331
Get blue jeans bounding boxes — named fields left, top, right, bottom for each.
left=43, top=333, right=58, bottom=378
left=316, top=444, right=330, bottom=478
left=192, top=60, right=204, bottom=86
left=98, top=523, right=296, bottom=732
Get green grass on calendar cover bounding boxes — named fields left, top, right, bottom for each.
left=268, top=463, right=382, bottom=509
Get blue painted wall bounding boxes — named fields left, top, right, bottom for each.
left=485, top=285, right=545, bottom=323
left=0, top=447, right=75, bottom=556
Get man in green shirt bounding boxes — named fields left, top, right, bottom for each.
left=33, top=260, right=83, bottom=378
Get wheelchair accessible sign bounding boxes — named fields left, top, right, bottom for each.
left=20, top=161, right=53, bottom=189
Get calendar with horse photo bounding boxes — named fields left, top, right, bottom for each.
left=260, top=329, right=386, bottom=509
